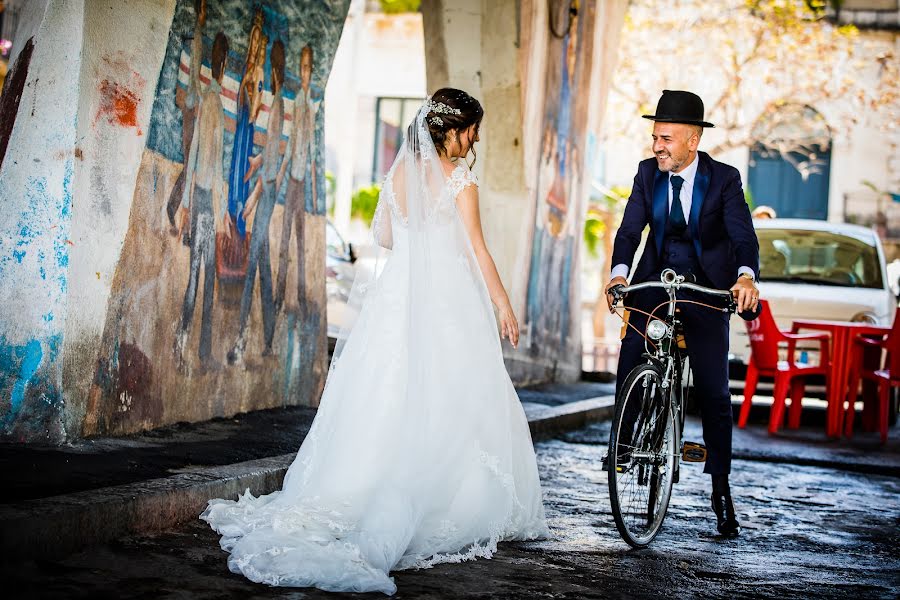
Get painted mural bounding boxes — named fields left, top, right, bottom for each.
left=524, top=0, right=595, bottom=364
left=83, top=0, right=349, bottom=436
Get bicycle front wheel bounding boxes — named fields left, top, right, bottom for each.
left=608, top=362, right=677, bottom=548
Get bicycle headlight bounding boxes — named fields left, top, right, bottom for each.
left=646, top=319, right=668, bottom=341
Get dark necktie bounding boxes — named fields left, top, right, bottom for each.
left=669, top=175, right=686, bottom=232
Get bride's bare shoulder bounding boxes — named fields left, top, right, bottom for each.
left=388, top=161, right=406, bottom=185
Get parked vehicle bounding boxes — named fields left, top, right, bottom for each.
left=729, top=218, right=896, bottom=367
left=325, top=220, right=357, bottom=339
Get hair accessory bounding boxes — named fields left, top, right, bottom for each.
left=424, top=99, right=462, bottom=116
left=429, top=115, right=444, bottom=127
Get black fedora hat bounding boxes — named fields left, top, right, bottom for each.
left=642, top=90, right=715, bottom=128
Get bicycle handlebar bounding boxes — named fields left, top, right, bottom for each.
left=608, top=278, right=736, bottom=313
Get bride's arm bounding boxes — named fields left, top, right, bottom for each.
left=456, top=184, right=519, bottom=348
left=372, top=196, right=393, bottom=249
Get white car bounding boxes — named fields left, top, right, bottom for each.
left=729, top=218, right=897, bottom=366
left=325, top=220, right=358, bottom=340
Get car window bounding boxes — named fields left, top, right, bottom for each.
left=758, top=228, right=884, bottom=289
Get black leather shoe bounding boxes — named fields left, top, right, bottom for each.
left=711, top=491, right=741, bottom=537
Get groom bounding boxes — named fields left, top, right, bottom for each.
left=604, top=90, right=760, bottom=537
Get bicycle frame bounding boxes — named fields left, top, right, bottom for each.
left=611, top=269, right=735, bottom=466
left=606, top=269, right=736, bottom=547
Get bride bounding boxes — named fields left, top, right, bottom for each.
left=201, top=88, right=549, bottom=595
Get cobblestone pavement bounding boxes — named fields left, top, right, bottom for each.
left=6, top=418, right=900, bottom=599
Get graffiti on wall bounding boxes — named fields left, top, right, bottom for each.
left=524, top=0, right=595, bottom=363
left=83, top=0, right=348, bottom=436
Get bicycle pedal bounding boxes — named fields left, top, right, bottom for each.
left=602, top=454, right=627, bottom=473
left=682, top=441, right=707, bottom=463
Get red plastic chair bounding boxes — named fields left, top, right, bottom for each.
left=844, top=308, right=900, bottom=443
left=738, top=300, right=830, bottom=433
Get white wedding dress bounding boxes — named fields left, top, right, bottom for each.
left=201, top=100, right=548, bottom=595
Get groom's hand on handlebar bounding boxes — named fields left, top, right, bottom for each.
left=730, top=275, right=759, bottom=314
left=605, top=276, right=628, bottom=312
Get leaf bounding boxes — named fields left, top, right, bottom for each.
left=351, top=184, right=381, bottom=226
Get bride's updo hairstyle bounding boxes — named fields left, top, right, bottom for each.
left=426, top=88, right=484, bottom=167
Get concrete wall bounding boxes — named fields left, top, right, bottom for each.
left=0, top=0, right=350, bottom=443
left=65, top=0, right=178, bottom=439
left=836, top=117, right=900, bottom=231
left=422, top=0, right=626, bottom=383
left=0, top=0, right=84, bottom=442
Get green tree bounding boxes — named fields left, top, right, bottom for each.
left=607, top=0, right=898, bottom=158
left=351, top=183, right=381, bottom=226
left=583, top=212, right=606, bottom=259
left=583, top=185, right=631, bottom=259
left=378, top=0, right=422, bottom=14
left=325, top=170, right=337, bottom=216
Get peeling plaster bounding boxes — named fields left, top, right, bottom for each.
left=0, top=333, right=62, bottom=437
left=0, top=0, right=83, bottom=443
left=3, top=339, right=43, bottom=417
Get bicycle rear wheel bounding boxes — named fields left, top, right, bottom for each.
left=608, top=362, right=677, bottom=548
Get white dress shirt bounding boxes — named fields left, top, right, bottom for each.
left=668, top=150, right=698, bottom=220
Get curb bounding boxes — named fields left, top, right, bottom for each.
left=525, top=397, right=615, bottom=441
left=0, top=455, right=293, bottom=561
left=731, top=450, right=900, bottom=478
left=0, top=397, right=615, bottom=561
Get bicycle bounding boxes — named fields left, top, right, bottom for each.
left=605, top=268, right=737, bottom=548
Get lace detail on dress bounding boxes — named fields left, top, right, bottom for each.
left=477, top=446, right=526, bottom=514
left=372, top=195, right=392, bottom=248
left=380, top=170, right=409, bottom=227
left=380, top=163, right=478, bottom=230
left=446, top=164, right=478, bottom=199
left=425, top=164, right=478, bottom=226
left=407, top=537, right=499, bottom=570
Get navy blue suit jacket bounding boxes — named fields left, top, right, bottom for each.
left=611, top=151, right=759, bottom=291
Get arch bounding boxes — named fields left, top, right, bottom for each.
left=748, top=103, right=833, bottom=220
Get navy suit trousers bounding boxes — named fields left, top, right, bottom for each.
left=616, top=285, right=733, bottom=475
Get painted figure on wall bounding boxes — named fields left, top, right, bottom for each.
left=525, top=0, right=592, bottom=360
left=174, top=31, right=230, bottom=369
left=165, top=0, right=207, bottom=237
left=275, top=44, right=322, bottom=317
left=87, top=0, right=349, bottom=437
left=219, top=10, right=266, bottom=284
left=228, top=39, right=286, bottom=364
